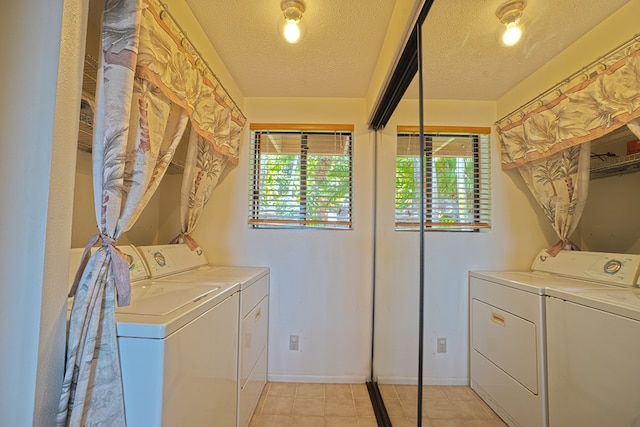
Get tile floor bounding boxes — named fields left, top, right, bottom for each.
left=249, top=382, right=507, bottom=427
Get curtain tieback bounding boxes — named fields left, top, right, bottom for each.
left=69, top=233, right=132, bottom=307
left=546, top=239, right=581, bottom=257
left=169, top=232, right=200, bottom=251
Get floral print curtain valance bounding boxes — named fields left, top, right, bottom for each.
left=137, top=0, right=246, bottom=165
left=496, top=34, right=640, bottom=170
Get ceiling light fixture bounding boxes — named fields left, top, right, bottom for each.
left=280, top=0, right=306, bottom=44
left=496, top=0, right=527, bottom=46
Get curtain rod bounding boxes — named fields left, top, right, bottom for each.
left=497, top=32, right=640, bottom=125
left=157, top=1, right=246, bottom=120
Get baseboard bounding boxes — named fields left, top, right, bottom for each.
left=376, top=375, right=470, bottom=386
left=267, top=374, right=368, bottom=383
left=266, top=373, right=468, bottom=385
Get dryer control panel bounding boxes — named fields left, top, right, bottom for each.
left=532, top=249, right=640, bottom=287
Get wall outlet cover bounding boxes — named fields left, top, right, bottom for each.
left=289, top=334, right=299, bottom=351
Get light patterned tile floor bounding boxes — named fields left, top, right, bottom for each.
left=249, top=383, right=507, bottom=427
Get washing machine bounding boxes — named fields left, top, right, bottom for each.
left=546, top=280, right=640, bottom=426
left=68, top=245, right=240, bottom=427
left=136, top=244, right=270, bottom=427
left=469, top=250, right=640, bottom=427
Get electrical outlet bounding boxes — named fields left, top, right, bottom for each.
left=289, top=334, right=299, bottom=351
left=437, top=337, right=447, bottom=353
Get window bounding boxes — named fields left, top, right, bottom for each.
left=249, top=124, right=353, bottom=229
left=395, top=126, right=491, bottom=231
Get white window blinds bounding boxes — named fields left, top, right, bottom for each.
left=249, top=125, right=353, bottom=229
left=395, top=126, right=491, bottom=231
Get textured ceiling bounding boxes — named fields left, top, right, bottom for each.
left=186, top=0, right=397, bottom=98
left=420, top=0, right=630, bottom=100
left=185, top=0, right=630, bottom=100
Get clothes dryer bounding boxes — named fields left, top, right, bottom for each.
left=201, top=266, right=269, bottom=427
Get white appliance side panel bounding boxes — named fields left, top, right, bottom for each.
left=547, top=296, right=640, bottom=426
left=119, top=337, right=165, bottom=426
left=241, top=296, right=269, bottom=389
left=120, top=293, right=239, bottom=427
left=241, top=275, right=270, bottom=317
left=239, top=347, right=267, bottom=427
left=471, top=299, right=538, bottom=394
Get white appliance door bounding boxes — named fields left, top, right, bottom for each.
left=547, top=296, right=640, bottom=426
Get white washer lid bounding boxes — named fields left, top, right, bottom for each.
left=116, top=281, right=239, bottom=339
left=546, top=288, right=640, bottom=321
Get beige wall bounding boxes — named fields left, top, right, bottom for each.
left=71, top=152, right=182, bottom=247
left=366, top=0, right=423, bottom=117
left=578, top=172, right=640, bottom=253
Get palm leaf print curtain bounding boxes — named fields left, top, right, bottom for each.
left=496, top=35, right=640, bottom=255
left=57, top=1, right=189, bottom=424
left=57, top=0, right=245, bottom=424
left=171, top=128, right=230, bottom=250
left=516, top=144, right=591, bottom=255
left=141, top=0, right=246, bottom=250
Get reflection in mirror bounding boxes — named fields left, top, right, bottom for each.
left=369, top=1, right=640, bottom=426
left=371, top=72, right=421, bottom=426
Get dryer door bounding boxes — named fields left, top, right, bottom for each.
left=472, top=299, right=538, bottom=394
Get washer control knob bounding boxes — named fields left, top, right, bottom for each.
left=604, top=259, right=622, bottom=275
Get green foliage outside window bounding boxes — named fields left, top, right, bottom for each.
left=395, top=132, right=490, bottom=231
left=250, top=129, right=353, bottom=229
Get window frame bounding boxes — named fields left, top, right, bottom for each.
left=248, top=123, right=354, bottom=230
left=395, top=125, right=491, bottom=232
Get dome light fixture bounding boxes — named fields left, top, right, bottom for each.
left=280, top=0, right=306, bottom=44
left=496, top=0, right=527, bottom=46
